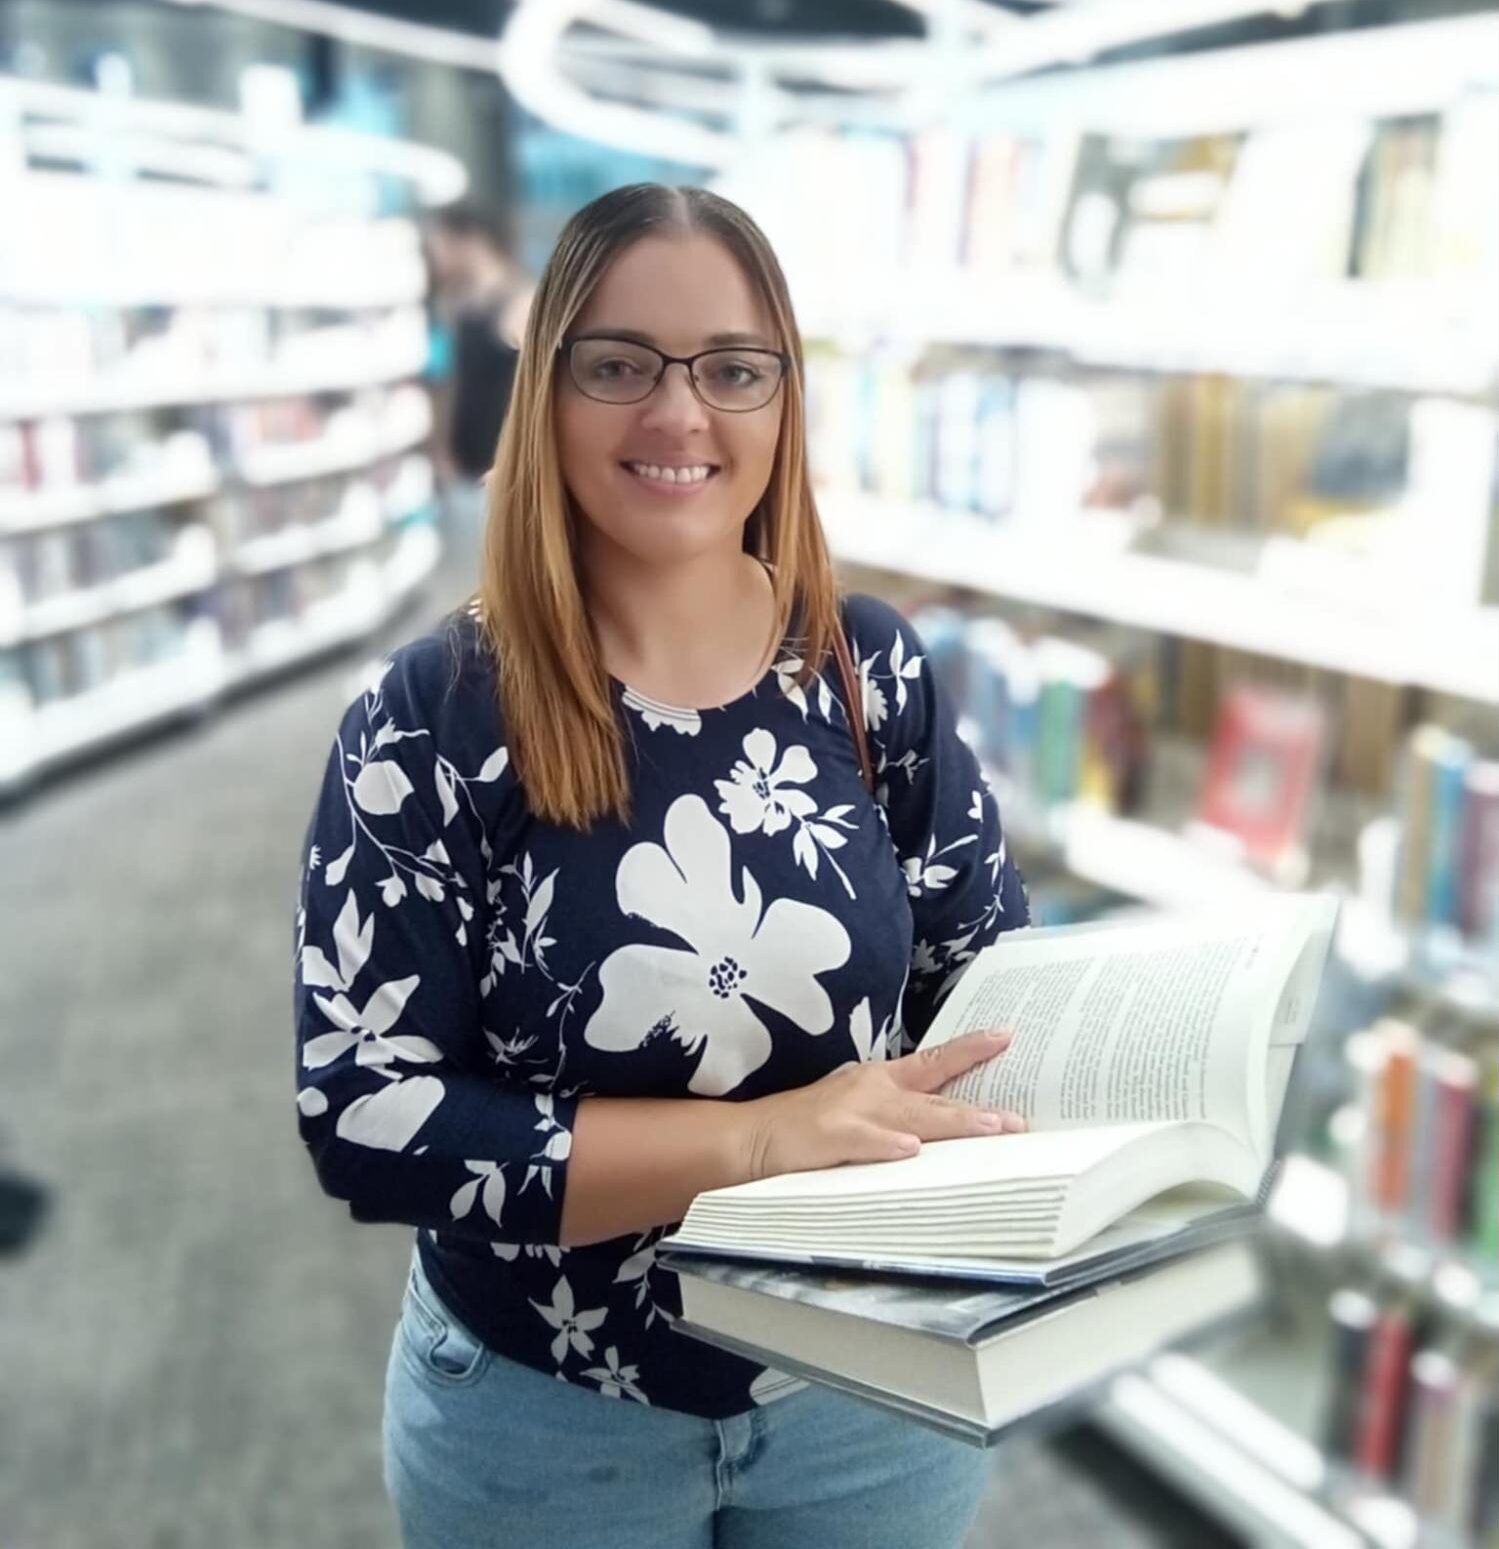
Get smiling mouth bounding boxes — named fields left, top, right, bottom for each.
left=621, top=461, right=721, bottom=488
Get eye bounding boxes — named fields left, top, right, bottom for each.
left=587, top=355, right=646, bottom=380
left=706, top=358, right=765, bottom=387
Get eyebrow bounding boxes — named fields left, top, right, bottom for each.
left=574, top=328, right=776, bottom=350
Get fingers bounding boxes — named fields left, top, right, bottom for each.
left=890, top=1028, right=1012, bottom=1093
left=899, top=1094, right=1027, bottom=1143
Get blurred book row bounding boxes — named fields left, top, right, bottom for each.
left=808, top=353, right=1499, bottom=617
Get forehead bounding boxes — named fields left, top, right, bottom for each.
left=572, top=233, right=774, bottom=348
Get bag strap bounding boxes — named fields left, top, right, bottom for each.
left=830, top=620, right=875, bottom=794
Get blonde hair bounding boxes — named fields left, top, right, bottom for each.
left=475, top=183, right=842, bottom=829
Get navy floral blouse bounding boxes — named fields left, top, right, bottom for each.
left=293, top=591, right=1029, bottom=1417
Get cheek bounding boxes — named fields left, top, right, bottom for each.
left=730, top=413, right=782, bottom=486
left=555, top=398, right=611, bottom=493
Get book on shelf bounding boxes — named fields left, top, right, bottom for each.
left=1192, top=683, right=1326, bottom=883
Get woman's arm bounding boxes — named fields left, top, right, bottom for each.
left=295, top=638, right=577, bottom=1248
left=559, top=1029, right=1022, bottom=1246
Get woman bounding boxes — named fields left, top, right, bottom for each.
left=294, top=183, right=1031, bottom=1549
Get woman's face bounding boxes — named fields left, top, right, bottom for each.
left=555, top=234, right=784, bottom=570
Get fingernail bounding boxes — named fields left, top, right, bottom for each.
left=1002, top=1114, right=1028, bottom=1133
left=978, top=1112, right=1005, bottom=1129
left=986, top=1029, right=1012, bottom=1046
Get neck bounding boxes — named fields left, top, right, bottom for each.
left=581, top=537, right=776, bottom=706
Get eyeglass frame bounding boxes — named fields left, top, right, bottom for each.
left=556, top=335, right=793, bottom=413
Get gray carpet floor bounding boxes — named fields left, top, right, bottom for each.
left=0, top=541, right=1238, bottom=1548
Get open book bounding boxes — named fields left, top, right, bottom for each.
left=665, top=894, right=1338, bottom=1277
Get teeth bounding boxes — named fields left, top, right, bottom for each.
left=628, top=463, right=714, bottom=485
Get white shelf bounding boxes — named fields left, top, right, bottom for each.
left=0, top=459, right=220, bottom=536
left=225, top=573, right=386, bottom=689
left=0, top=330, right=429, bottom=422
left=228, top=497, right=386, bottom=578
left=0, top=76, right=466, bottom=207
left=823, top=490, right=1499, bottom=705
left=11, top=630, right=227, bottom=786
left=0, top=176, right=429, bottom=308
left=221, top=522, right=439, bottom=691
left=236, top=396, right=433, bottom=489
left=802, top=279, right=1499, bottom=399
left=0, top=532, right=218, bottom=647
left=1096, top=1361, right=1393, bottom=1549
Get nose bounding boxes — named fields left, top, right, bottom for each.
left=639, top=360, right=710, bottom=433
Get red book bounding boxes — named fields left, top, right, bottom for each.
left=1195, top=685, right=1324, bottom=876
left=1354, top=1304, right=1415, bottom=1478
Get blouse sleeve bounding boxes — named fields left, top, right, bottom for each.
left=847, top=596, right=1031, bottom=1051
left=292, top=631, right=575, bottom=1244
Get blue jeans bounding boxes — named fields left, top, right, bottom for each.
left=383, top=1253, right=993, bottom=1548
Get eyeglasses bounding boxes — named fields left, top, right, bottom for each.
left=559, top=336, right=790, bottom=413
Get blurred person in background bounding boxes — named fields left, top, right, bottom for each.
left=295, top=183, right=1029, bottom=1549
left=423, top=202, right=534, bottom=543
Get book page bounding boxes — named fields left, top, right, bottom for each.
left=927, top=898, right=1335, bottom=1154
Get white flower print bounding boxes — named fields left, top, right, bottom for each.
left=450, top=1161, right=507, bottom=1226
left=887, top=629, right=925, bottom=715
left=772, top=652, right=835, bottom=722
left=716, top=727, right=817, bottom=836
left=848, top=998, right=895, bottom=1064
left=584, top=796, right=850, bottom=1096
left=857, top=651, right=888, bottom=732
left=582, top=1346, right=649, bottom=1404
left=716, top=729, right=861, bottom=897
left=492, top=1240, right=564, bottom=1267
left=298, top=890, right=447, bottom=1150
left=522, top=1094, right=571, bottom=1198
left=900, top=832, right=977, bottom=898
left=319, top=671, right=505, bottom=943
left=531, top=1276, right=607, bottom=1366
left=613, top=1233, right=673, bottom=1330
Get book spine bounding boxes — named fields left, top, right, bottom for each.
left=1468, top=1049, right=1499, bottom=1268
left=1426, top=736, right=1473, bottom=927
left=1322, top=1286, right=1379, bottom=1462
left=1403, top=1347, right=1460, bottom=1516
left=1353, top=1300, right=1415, bottom=1479
left=1373, top=1028, right=1419, bottom=1216
left=1458, top=762, right=1499, bottom=941
left=1397, top=731, right=1439, bottom=926
left=1428, top=1051, right=1478, bottom=1244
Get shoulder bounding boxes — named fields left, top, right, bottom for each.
left=347, top=605, right=505, bottom=763
left=841, top=591, right=931, bottom=675
left=841, top=590, right=912, bottom=644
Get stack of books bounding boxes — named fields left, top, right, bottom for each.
left=661, top=895, right=1339, bottom=1443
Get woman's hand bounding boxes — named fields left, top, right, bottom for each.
left=736, top=1029, right=1027, bottom=1184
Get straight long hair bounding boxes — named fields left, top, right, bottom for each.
left=475, top=183, right=842, bottom=829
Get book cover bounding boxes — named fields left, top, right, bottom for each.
left=1194, top=684, right=1325, bottom=876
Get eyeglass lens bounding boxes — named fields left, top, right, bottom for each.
left=568, top=339, right=783, bottom=410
